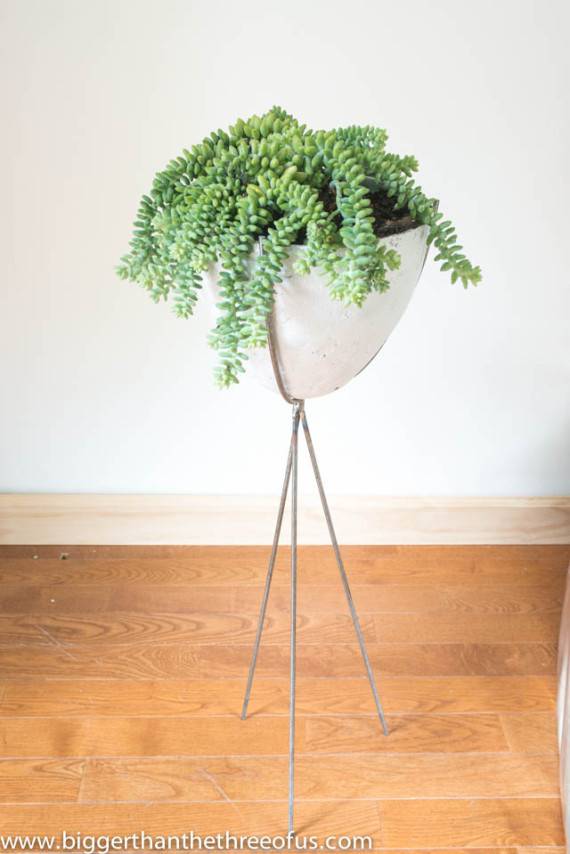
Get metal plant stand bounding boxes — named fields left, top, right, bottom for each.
left=240, top=334, right=389, bottom=832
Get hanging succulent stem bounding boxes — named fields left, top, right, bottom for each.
left=118, top=107, right=481, bottom=387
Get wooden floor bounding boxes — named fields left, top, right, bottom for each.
left=0, top=544, right=568, bottom=850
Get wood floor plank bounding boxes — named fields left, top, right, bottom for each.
left=517, top=849, right=566, bottom=854
left=80, top=756, right=289, bottom=802
left=380, top=674, right=557, bottom=713
left=501, top=713, right=559, bottom=754
left=373, top=613, right=559, bottom=643
left=235, top=583, right=564, bottom=615
left=0, top=584, right=236, bottom=614
left=0, top=801, right=383, bottom=840
left=303, top=713, right=508, bottom=754
left=0, top=581, right=563, bottom=616
left=1, top=544, right=567, bottom=585
left=300, top=753, right=559, bottom=799
left=0, top=678, right=196, bottom=717
left=0, top=641, right=557, bottom=679
left=0, top=715, right=291, bottom=758
left=0, top=759, right=84, bottom=802
left=0, top=676, right=556, bottom=717
left=2, top=543, right=567, bottom=565
left=0, top=713, right=507, bottom=757
left=0, top=609, right=558, bottom=647
left=0, top=612, right=377, bottom=646
left=81, top=753, right=558, bottom=802
left=379, top=798, right=564, bottom=847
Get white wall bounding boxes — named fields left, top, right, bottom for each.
left=1, top=0, right=568, bottom=497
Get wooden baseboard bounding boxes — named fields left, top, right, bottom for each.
left=1, top=494, right=569, bottom=545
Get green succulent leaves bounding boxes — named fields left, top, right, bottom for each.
left=118, top=107, right=481, bottom=387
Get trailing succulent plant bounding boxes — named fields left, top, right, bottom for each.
left=118, top=107, right=481, bottom=387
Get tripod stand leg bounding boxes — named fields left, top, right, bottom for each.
left=288, top=401, right=301, bottom=835
left=301, top=410, right=389, bottom=736
left=241, top=433, right=294, bottom=720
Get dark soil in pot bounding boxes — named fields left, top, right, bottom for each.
left=281, top=184, right=418, bottom=245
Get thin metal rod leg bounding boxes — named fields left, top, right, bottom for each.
left=241, top=435, right=294, bottom=720
left=301, top=410, right=389, bottom=736
left=288, top=401, right=302, bottom=836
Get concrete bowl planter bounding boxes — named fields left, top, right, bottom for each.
left=205, top=223, right=430, bottom=400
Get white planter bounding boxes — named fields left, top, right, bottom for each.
left=205, top=224, right=430, bottom=400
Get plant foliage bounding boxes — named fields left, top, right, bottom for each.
left=118, top=107, right=481, bottom=387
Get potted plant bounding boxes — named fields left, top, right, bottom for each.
left=118, top=106, right=480, bottom=398
left=117, top=107, right=481, bottom=834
